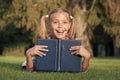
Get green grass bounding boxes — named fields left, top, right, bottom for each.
left=0, top=56, right=120, bottom=80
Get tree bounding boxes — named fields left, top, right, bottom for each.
left=101, top=0, right=120, bottom=47
left=0, top=0, right=12, bottom=28
left=0, top=0, right=120, bottom=56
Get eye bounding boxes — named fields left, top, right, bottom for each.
left=53, top=21, right=58, bottom=24
left=63, top=21, right=68, bottom=24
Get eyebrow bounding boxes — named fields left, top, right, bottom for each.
left=51, top=18, right=69, bottom=21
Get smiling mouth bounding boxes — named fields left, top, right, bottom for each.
left=56, top=30, right=65, bottom=34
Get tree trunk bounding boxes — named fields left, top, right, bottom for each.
left=113, top=39, right=120, bottom=56
left=97, top=44, right=106, bottom=57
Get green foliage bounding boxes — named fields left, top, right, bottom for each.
left=0, top=24, right=33, bottom=55
left=99, top=0, right=120, bottom=47
left=86, top=0, right=120, bottom=47
left=87, top=10, right=101, bottom=27
left=11, top=0, right=38, bottom=29
left=104, top=25, right=120, bottom=47
left=0, top=0, right=12, bottom=28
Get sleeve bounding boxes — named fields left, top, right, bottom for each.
left=82, top=65, right=89, bottom=72
left=22, top=59, right=35, bottom=72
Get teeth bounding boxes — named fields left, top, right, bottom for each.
left=57, top=31, right=64, bottom=33
left=59, top=32, right=63, bottom=33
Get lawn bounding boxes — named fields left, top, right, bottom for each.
left=0, top=56, right=120, bottom=80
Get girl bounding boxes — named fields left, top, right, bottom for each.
left=24, top=8, right=93, bottom=72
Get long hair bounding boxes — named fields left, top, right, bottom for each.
left=37, top=8, right=76, bottom=40
left=37, top=15, right=48, bottom=39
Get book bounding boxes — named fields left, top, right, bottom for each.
left=34, top=39, right=82, bottom=72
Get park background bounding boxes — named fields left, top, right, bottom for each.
left=0, top=0, right=120, bottom=80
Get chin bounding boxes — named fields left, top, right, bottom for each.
left=56, top=35, right=65, bottom=39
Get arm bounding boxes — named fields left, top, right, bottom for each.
left=25, top=45, right=48, bottom=70
left=70, top=45, right=91, bottom=71
left=70, top=30, right=92, bottom=71
left=79, top=46, right=91, bottom=71
left=81, top=29, right=93, bottom=71
left=82, top=57, right=90, bottom=71
left=26, top=48, right=34, bottom=70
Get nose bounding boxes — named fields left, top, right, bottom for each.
left=58, top=23, right=63, bottom=28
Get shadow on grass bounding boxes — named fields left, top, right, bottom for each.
left=0, top=62, right=23, bottom=72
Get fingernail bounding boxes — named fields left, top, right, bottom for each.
left=71, top=52, right=74, bottom=54
left=44, top=54, right=46, bottom=56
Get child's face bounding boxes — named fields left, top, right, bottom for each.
left=49, top=12, right=71, bottom=39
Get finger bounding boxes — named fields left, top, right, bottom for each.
left=40, top=52, right=46, bottom=56
left=36, top=51, right=46, bottom=56
left=70, top=46, right=80, bottom=50
left=37, top=45, right=48, bottom=48
left=69, top=47, right=76, bottom=51
left=36, top=45, right=48, bottom=52
left=39, top=48, right=48, bottom=52
left=71, top=50, right=79, bottom=55
left=36, top=53, right=43, bottom=57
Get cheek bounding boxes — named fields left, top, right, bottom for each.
left=65, top=24, right=71, bottom=31
left=49, top=24, right=56, bottom=32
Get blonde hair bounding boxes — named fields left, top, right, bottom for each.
left=37, top=8, right=76, bottom=40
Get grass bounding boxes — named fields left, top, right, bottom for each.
left=0, top=56, right=120, bottom=80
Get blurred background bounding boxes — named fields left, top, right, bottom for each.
left=0, top=0, right=120, bottom=57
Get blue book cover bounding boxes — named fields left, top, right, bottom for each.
left=34, top=39, right=82, bottom=72
left=60, top=40, right=82, bottom=72
left=35, top=39, right=58, bottom=71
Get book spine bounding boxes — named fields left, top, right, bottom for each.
left=55, top=40, right=58, bottom=71
left=57, top=39, right=61, bottom=72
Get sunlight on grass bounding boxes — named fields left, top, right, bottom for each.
left=0, top=56, right=25, bottom=63
left=0, top=56, right=120, bottom=80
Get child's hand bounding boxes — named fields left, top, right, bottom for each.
left=70, top=46, right=91, bottom=59
left=26, top=45, right=48, bottom=57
